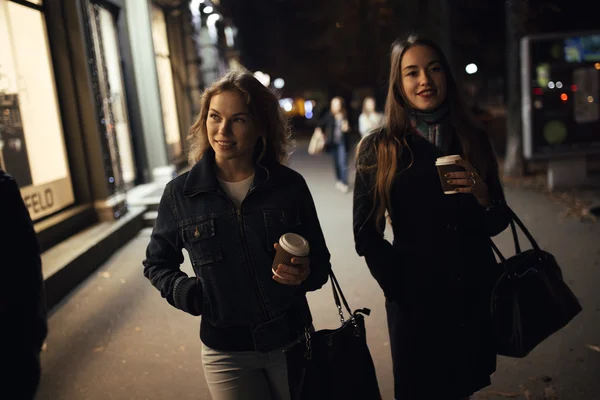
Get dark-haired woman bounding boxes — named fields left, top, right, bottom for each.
left=353, top=35, right=510, bottom=400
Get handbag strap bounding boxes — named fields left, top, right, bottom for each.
left=329, top=271, right=353, bottom=322
left=490, top=206, right=542, bottom=262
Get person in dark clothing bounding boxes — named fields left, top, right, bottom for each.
left=0, top=169, right=47, bottom=400
left=143, top=70, right=331, bottom=400
left=353, top=35, right=511, bottom=400
left=314, top=97, right=352, bottom=193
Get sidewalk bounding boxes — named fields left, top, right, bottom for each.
left=35, top=139, right=600, bottom=400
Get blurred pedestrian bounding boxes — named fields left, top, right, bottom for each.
left=313, top=96, right=351, bottom=193
left=143, top=70, right=332, bottom=400
left=358, top=96, right=383, bottom=138
left=353, top=34, right=510, bottom=400
left=0, top=169, right=47, bottom=400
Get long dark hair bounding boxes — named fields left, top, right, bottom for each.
left=357, top=34, right=499, bottom=233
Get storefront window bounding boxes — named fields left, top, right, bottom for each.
left=88, top=3, right=136, bottom=186
left=0, top=0, right=75, bottom=221
left=151, top=4, right=183, bottom=161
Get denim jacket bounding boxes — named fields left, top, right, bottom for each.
left=143, top=150, right=331, bottom=351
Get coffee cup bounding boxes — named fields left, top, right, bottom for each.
left=272, top=233, right=310, bottom=272
left=435, top=155, right=466, bottom=194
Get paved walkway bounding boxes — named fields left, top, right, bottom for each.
left=36, top=140, right=600, bottom=399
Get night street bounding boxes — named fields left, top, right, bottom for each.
left=36, top=139, right=600, bottom=400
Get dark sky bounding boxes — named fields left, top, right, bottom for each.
left=221, top=0, right=600, bottom=95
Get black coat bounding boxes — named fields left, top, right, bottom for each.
left=353, top=132, right=510, bottom=399
left=318, top=112, right=352, bottom=151
left=0, top=170, right=47, bottom=399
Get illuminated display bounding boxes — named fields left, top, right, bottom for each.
left=522, top=31, right=600, bottom=159
left=0, top=0, right=75, bottom=220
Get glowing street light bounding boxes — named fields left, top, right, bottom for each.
left=203, top=6, right=213, bottom=13
left=465, top=63, right=478, bottom=75
left=274, top=78, right=285, bottom=89
left=254, top=71, right=271, bottom=87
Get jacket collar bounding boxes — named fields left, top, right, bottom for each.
left=183, top=149, right=272, bottom=196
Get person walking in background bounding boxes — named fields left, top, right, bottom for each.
left=0, top=169, right=48, bottom=400
left=353, top=34, right=510, bottom=400
left=358, top=96, right=383, bottom=138
left=313, top=96, right=351, bottom=193
left=143, top=70, right=332, bottom=400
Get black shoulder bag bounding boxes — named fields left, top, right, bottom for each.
left=489, top=207, right=582, bottom=358
left=287, top=271, right=382, bottom=400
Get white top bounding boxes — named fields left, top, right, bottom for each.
left=359, top=112, right=383, bottom=137
left=218, top=174, right=254, bottom=209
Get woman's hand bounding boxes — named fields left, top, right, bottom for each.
left=272, top=243, right=311, bottom=285
left=341, top=119, right=349, bottom=133
left=444, top=159, right=490, bottom=207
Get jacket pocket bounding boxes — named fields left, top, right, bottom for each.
left=182, top=216, right=223, bottom=266
left=181, top=216, right=225, bottom=322
left=262, top=208, right=302, bottom=254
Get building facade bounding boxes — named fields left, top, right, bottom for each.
left=0, top=0, right=239, bottom=308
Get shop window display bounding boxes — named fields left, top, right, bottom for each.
left=0, top=0, right=75, bottom=221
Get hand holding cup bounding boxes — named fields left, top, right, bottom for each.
left=437, top=155, right=490, bottom=207
left=272, top=233, right=310, bottom=286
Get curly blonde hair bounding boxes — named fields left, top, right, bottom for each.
left=187, top=69, right=291, bottom=165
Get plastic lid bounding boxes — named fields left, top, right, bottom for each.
left=435, top=154, right=462, bottom=165
left=279, top=233, right=310, bottom=256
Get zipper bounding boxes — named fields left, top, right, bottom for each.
left=186, top=166, right=273, bottom=321
left=235, top=205, right=273, bottom=321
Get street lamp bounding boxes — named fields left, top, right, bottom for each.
left=190, top=0, right=205, bottom=16
left=465, top=63, right=478, bottom=75
left=203, top=5, right=213, bottom=14
left=254, top=71, right=270, bottom=87
left=274, top=78, right=285, bottom=89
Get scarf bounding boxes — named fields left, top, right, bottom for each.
left=408, top=102, right=452, bottom=153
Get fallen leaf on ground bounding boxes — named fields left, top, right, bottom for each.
left=93, top=346, right=105, bottom=352
left=135, top=327, right=141, bottom=332
left=101, top=272, right=111, bottom=278
left=120, top=278, right=126, bottom=284
left=586, top=344, right=600, bottom=352
left=179, top=345, right=186, bottom=351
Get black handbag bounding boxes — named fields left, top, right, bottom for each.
left=489, top=207, right=582, bottom=358
left=287, top=271, right=381, bottom=400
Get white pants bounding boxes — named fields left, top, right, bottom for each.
left=201, top=343, right=292, bottom=400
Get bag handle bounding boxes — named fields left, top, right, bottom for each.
left=490, top=206, right=542, bottom=262
left=329, top=270, right=353, bottom=323
left=303, top=270, right=371, bottom=360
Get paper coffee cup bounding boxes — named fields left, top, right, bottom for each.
left=435, top=155, right=466, bottom=194
left=272, top=233, right=310, bottom=272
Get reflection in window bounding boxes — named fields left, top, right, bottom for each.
left=97, top=5, right=136, bottom=185
left=151, top=4, right=183, bottom=160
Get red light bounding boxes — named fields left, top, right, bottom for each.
left=571, top=84, right=578, bottom=92
left=560, top=93, right=568, bottom=101
left=533, top=88, right=543, bottom=96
